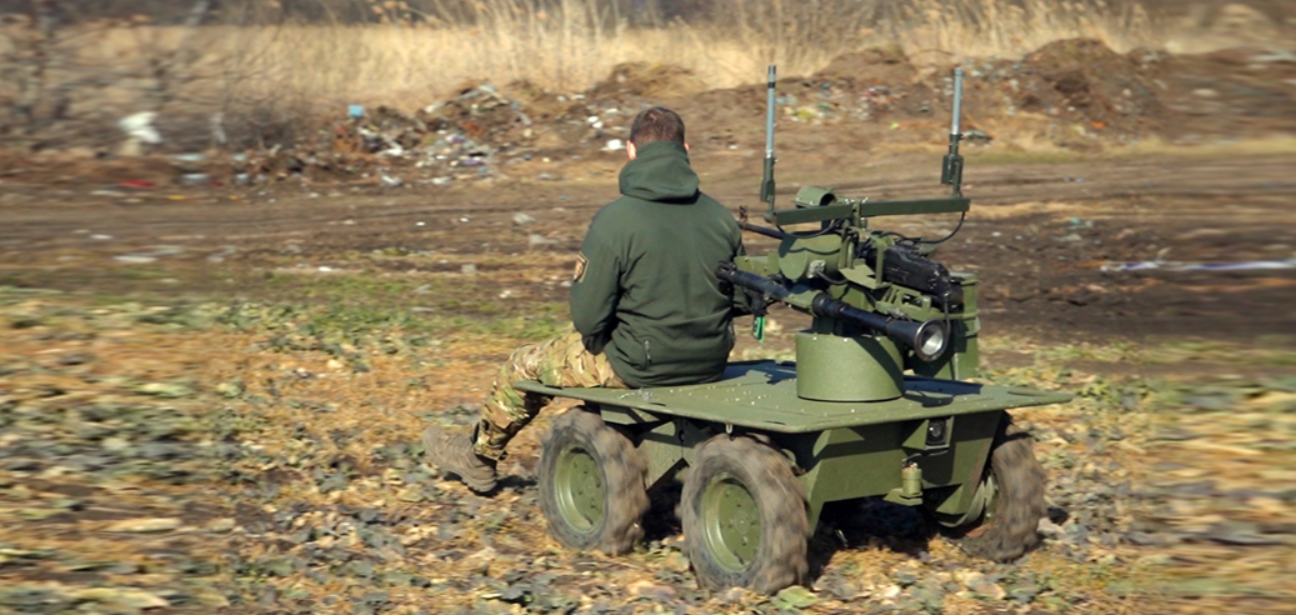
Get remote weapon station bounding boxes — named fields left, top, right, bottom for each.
left=521, top=67, right=1072, bottom=594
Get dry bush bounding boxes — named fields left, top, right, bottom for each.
left=0, top=1, right=225, bottom=151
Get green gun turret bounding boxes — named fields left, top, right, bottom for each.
left=728, top=67, right=980, bottom=401
left=520, top=70, right=1071, bottom=596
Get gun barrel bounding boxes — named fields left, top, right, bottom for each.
left=738, top=220, right=787, bottom=240
left=951, top=67, right=964, bottom=137
left=717, top=264, right=790, bottom=303
left=717, top=264, right=949, bottom=361
left=808, top=295, right=948, bottom=362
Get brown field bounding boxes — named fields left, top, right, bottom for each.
left=1, top=0, right=1295, bottom=614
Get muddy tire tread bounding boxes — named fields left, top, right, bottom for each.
left=680, top=434, right=809, bottom=594
left=537, top=408, right=649, bottom=556
left=958, top=416, right=1047, bottom=562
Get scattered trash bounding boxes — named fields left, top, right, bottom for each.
left=113, top=255, right=157, bottom=265
left=528, top=234, right=558, bottom=248
left=460, top=264, right=478, bottom=276
left=604, top=139, right=625, bottom=151
left=964, top=129, right=993, bottom=144
left=179, top=173, right=210, bottom=186
left=206, top=247, right=238, bottom=264
left=105, top=517, right=182, bottom=533
left=113, top=246, right=185, bottom=265
left=512, top=213, right=537, bottom=226
left=1068, top=217, right=1094, bottom=230
left=118, top=112, right=162, bottom=144
left=120, top=180, right=155, bottom=189
left=380, top=175, right=404, bottom=188
left=1099, top=259, right=1296, bottom=272
left=348, top=104, right=365, bottom=119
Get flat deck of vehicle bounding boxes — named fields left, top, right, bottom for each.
left=515, top=360, right=1072, bottom=434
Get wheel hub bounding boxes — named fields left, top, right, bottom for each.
left=553, top=445, right=605, bottom=533
left=701, top=474, right=761, bottom=572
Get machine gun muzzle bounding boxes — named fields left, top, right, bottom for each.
left=717, top=263, right=949, bottom=362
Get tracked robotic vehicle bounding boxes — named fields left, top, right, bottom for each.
left=521, top=67, right=1071, bottom=593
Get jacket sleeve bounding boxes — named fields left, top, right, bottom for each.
left=570, top=222, right=622, bottom=353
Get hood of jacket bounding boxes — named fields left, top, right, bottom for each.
left=618, top=140, right=700, bottom=202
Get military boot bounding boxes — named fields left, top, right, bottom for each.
left=422, top=425, right=498, bottom=493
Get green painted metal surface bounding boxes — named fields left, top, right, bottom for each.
left=768, top=197, right=970, bottom=226
left=515, top=361, right=1070, bottom=435
left=701, top=473, right=761, bottom=571
left=553, top=445, right=605, bottom=533
left=794, top=332, right=903, bottom=401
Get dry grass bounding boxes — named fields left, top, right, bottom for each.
left=185, top=0, right=1170, bottom=105
left=1, top=0, right=1283, bottom=149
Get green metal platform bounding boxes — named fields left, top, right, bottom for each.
left=515, top=360, right=1071, bottom=434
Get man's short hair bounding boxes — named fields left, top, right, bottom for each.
left=629, top=107, right=686, bottom=147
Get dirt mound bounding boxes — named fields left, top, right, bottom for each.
left=1014, top=39, right=1166, bottom=133
left=814, top=45, right=918, bottom=85
left=588, top=62, right=709, bottom=102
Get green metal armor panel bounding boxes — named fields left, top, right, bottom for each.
left=515, top=362, right=1069, bottom=435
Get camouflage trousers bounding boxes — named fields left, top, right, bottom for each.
left=473, top=329, right=627, bottom=460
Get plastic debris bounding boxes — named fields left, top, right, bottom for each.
left=1099, top=259, right=1296, bottom=272
left=119, top=112, right=162, bottom=144
left=113, top=255, right=158, bottom=264
left=528, top=234, right=558, bottom=248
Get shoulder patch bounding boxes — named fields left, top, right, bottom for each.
left=573, top=253, right=588, bottom=283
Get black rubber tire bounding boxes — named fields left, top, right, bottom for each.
left=680, top=434, right=809, bottom=594
left=537, top=408, right=649, bottom=556
left=951, top=415, right=1047, bottom=562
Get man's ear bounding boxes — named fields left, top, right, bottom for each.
left=627, top=141, right=637, bottom=160
left=684, top=143, right=690, bottom=153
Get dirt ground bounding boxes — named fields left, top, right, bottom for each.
left=2, top=142, right=1294, bottom=613
left=2, top=146, right=1292, bottom=352
left=2, top=26, right=1296, bottom=615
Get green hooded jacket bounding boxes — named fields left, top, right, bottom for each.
left=570, top=140, right=747, bottom=388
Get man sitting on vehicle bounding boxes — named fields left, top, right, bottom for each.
left=423, top=106, right=749, bottom=493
